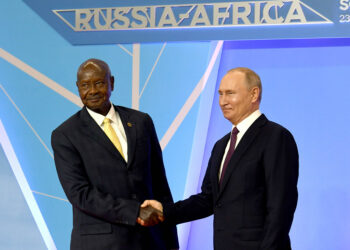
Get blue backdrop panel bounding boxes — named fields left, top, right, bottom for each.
left=185, top=39, right=350, bottom=250
left=0, top=1, right=216, bottom=249
left=0, top=145, right=46, bottom=250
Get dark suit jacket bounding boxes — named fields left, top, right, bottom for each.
left=164, top=114, right=298, bottom=250
left=51, top=105, right=178, bottom=250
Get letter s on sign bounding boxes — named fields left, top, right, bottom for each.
left=340, top=0, right=350, bottom=11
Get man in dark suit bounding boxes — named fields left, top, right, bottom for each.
left=140, top=67, right=299, bottom=250
left=51, top=59, right=178, bottom=250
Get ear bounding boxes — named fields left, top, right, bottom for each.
left=110, top=76, right=115, bottom=91
left=251, top=87, right=260, bottom=103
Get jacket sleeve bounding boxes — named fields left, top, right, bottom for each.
left=260, top=128, right=299, bottom=249
left=51, top=129, right=140, bottom=226
left=145, top=114, right=179, bottom=249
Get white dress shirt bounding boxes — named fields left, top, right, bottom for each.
left=218, top=110, right=262, bottom=179
left=86, top=104, right=128, bottom=162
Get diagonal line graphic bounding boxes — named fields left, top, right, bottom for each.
left=0, top=83, right=53, bottom=158
left=177, top=5, right=196, bottom=25
left=0, top=120, right=57, bottom=250
left=32, top=190, right=68, bottom=202
left=160, top=41, right=224, bottom=150
left=0, top=48, right=82, bottom=107
left=118, top=44, right=133, bottom=56
left=139, top=43, right=167, bottom=98
left=52, top=10, right=77, bottom=31
left=298, top=0, right=333, bottom=23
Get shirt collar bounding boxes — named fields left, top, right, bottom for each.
left=86, top=103, right=118, bottom=126
left=234, top=110, right=262, bottom=135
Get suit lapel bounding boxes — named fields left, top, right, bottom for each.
left=217, top=115, right=268, bottom=199
left=115, top=106, right=137, bottom=168
left=79, top=107, right=123, bottom=159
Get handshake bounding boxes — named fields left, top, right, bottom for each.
left=137, top=200, right=164, bottom=227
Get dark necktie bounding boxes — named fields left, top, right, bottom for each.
left=220, top=127, right=239, bottom=185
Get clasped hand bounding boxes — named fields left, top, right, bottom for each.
left=137, top=200, right=164, bottom=226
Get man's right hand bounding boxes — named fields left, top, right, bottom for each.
left=137, top=200, right=164, bottom=226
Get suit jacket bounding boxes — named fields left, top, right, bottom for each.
left=164, top=114, right=298, bottom=250
left=51, top=105, right=178, bottom=250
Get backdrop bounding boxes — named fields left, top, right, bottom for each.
left=1, top=0, right=349, bottom=249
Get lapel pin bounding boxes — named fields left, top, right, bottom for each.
left=127, top=122, right=133, bottom=127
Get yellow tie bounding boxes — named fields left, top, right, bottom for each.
left=103, top=118, right=125, bottom=160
